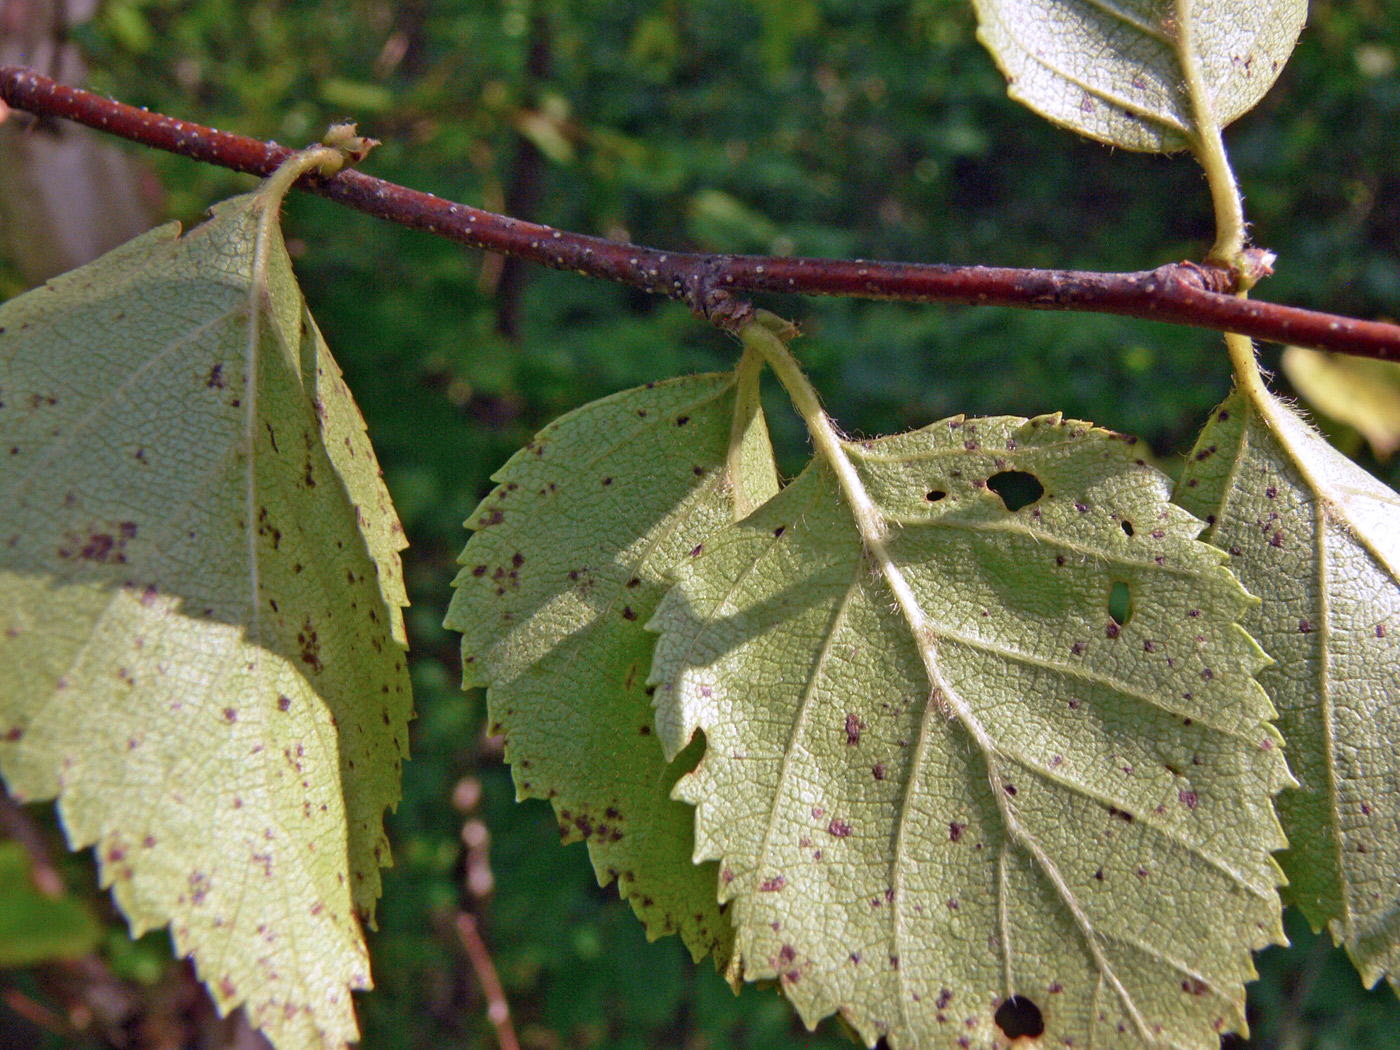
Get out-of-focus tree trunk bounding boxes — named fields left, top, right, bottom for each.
left=0, top=0, right=160, bottom=286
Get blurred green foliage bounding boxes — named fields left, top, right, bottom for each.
left=3, top=1, right=1400, bottom=1047
left=0, top=844, right=102, bottom=968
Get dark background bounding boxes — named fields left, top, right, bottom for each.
left=2, top=1, right=1399, bottom=1047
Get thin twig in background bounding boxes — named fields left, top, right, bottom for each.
left=455, top=912, right=521, bottom=1050
left=1, top=986, right=71, bottom=1035
left=3, top=66, right=1400, bottom=360
left=0, top=785, right=63, bottom=897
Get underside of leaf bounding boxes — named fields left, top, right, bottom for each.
left=1176, top=390, right=1400, bottom=994
left=971, top=0, right=1306, bottom=152
left=652, top=413, right=1290, bottom=1050
left=0, top=196, right=411, bottom=1050
left=445, top=371, right=777, bottom=963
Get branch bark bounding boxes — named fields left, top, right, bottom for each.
left=3, top=66, right=1399, bottom=361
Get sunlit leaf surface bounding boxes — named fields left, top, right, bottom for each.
left=0, top=195, right=411, bottom=1050
left=653, top=414, right=1289, bottom=1049
left=1282, top=346, right=1400, bottom=459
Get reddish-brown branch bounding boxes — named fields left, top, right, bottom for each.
left=455, top=912, right=520, bottom=1050
left=3, top=66, right=1399, bottom=360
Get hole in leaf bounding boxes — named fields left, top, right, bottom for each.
left=926, top=489, right=947, bottom=502
left=1121, top=519, right=1134, bottom=536
left=1108, top=581, right=1134, bottom=627
left=994, top=995, right=1045, bottom=1039
left=986, top=471, right=1044, bottom=511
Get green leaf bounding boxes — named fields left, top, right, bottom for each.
left=0, top=841, right=103, bottom=967
left=1281, top=346, right=1400, bottom=459
left=444, top=370, right=777, bottom=963
left=0, top=194, right=411, bottom=1050
left=651, top=413, right=1290, bottom=1050
left=1175, top=390, right=1400, bottom=993
left=971, top=0, right=1306, bottom=152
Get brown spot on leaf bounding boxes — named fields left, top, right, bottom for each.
left=297, top=619, right=323, bottom=672
left=845, top=712, right=864, bottom=745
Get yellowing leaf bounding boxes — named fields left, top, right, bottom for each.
left=652, top=413, right=1289, bottom=1050
left=0, top=195, right=411, bottom=1050
left=1281, top=345, right=1400, bottom=458
left=971, top=0, right=1306, bottom=152
left=1176, top=390, right=1400, bottom=993
left=444, top=370, right=777, bottom=962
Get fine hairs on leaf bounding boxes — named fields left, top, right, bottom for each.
left=2, top=2, right=1400, bottom=1050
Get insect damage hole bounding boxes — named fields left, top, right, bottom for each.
left=986, top=470, right=1044, bottom=511
left=995, top=995, right=1045, bottom=1040
left=1108, top=581, right=1134, bottom=627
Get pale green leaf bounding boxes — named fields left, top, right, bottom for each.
left=444, top=372, right=778, bottom=962
left=0, top=195, right=411, bottom=1050
left=971, top=0, right=1306, bottom=152
left=0, top=841, right=104, bottom=967
left=652, top=414, right=1289, bottom=1050
left=1281, top=346, right=1400, bottom=458
left=1175, top=390, right=1400, bottom=992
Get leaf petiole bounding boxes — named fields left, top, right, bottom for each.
left=1174, top=0, right=1247, bottom=265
